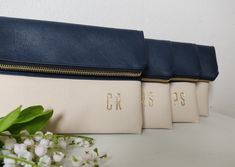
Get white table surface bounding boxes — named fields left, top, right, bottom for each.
left=70, top=112, right=235, bottom=167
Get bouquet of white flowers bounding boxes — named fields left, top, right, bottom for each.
left=0, top=106, right=108, bottom=167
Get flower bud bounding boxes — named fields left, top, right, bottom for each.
left=34, top=131, right=44, bottom=142
left=35, top=145, right=47, bottom=157
left=14, top=143, right=27, bottom=155
left=45, top=131, right=53, bottom=140
left=24, top=139, right=34, bottom=147
left=39, top=139, right=50, bottom=148
left=3, top=153, right=16, bottom=166
left=58, top=137, right=67, bottom=149
left=19, top=130, right=30, bottom=140
left=4, top=138, right=16, bottom=150
left=53, top=151, right=65, bottom=162
left=38, top=155, right=51, bottom=167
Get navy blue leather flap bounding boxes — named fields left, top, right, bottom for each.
left=171, top=41, right=201, bottom=79
left=143, top=39, right=173, bottom=80
left=0, top=17, right=146, bottom=76
left=196, top=45, right=219, bottom=81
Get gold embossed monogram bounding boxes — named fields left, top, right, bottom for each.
left=172, top=91, right=186, bottom=106
left=142, top=91, right=154, bottom=108
left=106, top=92, right=122, bottom=111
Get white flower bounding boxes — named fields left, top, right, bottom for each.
left=39, top=139, right=50, bottom=148
left=3, top=157, right=16, bottom=164
left=34, top=131, right=44, bottom=142
left=13, top=144, right=27, bottom=155
left=35, top=145, right=47, bottom=157
left=38, top=155, right=51, bottom=167
left=24, top=165, right=32, bottom=167
left=68, top=137, right=84, bottom=146
left=20, top=151, right=33, bottom=161
left=81, top=152, right=96, bottom=161
left=4, top=138, right=16, bottom=150
left=19, top=130, right=30, bottom=140
left=83, top=140, right=91, bottom=148
left=24, top=139, right=34, bottom=147
left=17, top=151, right=33, bottom=167
left=1, top=149, right=11, bottom=156
left=52, top=151, right=65, bottom=163
left=44, top=132, right=53, bottom=140
left=74, top=137, right=83, bottom=144
left=3, top=153, right=16, bottom=166
left=66, top=137, right=75, bottom=145
left=48, top=141, right=54, bottom=148
left=3, top=164, right=16, bottom=167
left=71, top=153, right=98, bottom=167
left=58, top=137, right=67, bottom=149
left=1, top=130, right=105, bottom=167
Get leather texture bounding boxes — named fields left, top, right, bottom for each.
left=0, top=74, right=142, bottom=133
left=171, top=41, right=201, bottom=79
left=142, top=82, right=172, bottom=128
left=142, top=39, right=173, bottom=80
left=196, top=45, right=219, bottom=81
left=196, top=82, right=209, bottom=116
left=170, top=82, right=200, bottom=123
left=0, top=17, right=146, bottom=78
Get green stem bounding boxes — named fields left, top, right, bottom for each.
left=0, top=154, right=37, bottom=167
left=0, top=133, right=94, bottom=144
left=0, top=133, right=93, bottom=140
left=56, top=134, right=94, bottom=143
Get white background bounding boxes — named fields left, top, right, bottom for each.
left=0, top=0, right=235, bottom=117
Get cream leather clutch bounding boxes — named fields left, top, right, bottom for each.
left=171, top=82, right=199, bottom=122
left=142, top=82, right=172, bottom=128
left=0, top=75, right=143, bottom=133
left=196, top=82, right=209, bottom=116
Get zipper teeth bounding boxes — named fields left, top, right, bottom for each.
left=0, top=64, right=141, bottom=77
left=142, top=77, right=170, bottom=83
left=170, top=77, right=199, bottom=82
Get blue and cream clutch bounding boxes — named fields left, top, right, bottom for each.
left=170, top=41, right=201, bottom=123
left=196, top=45, right=219, bottom=116
left=0, top=17, right=147, bottom=133
left=142, top=39, right=173, bottom=128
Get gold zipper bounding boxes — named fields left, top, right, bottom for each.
left=142, top=77, right=170, bottom=83
left=0, top=64, right=141, bottom=78
left=170, top=77, right=199, bottom=82
left=142, top=77, right=207, bottom=83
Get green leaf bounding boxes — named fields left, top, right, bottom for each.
left=15, top=105, right=44, bottom=124
left=8, top=110, right=53, bottom=134
left=0, top=141, right=3, bottom=148
left=0, top=106, right=22, bottom=132
left=94, top=148, right=99, bottom=156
